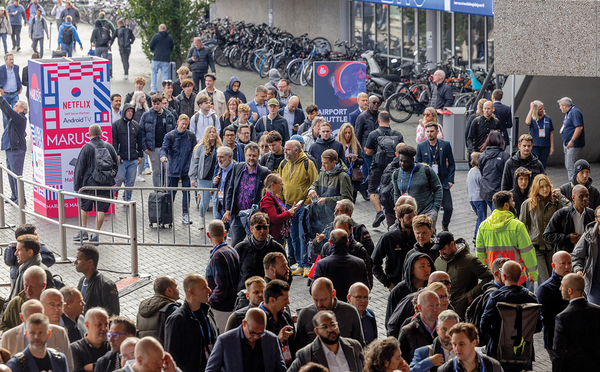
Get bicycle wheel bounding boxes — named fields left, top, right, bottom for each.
left=243, top=49, right=254, bottom=71
left=259, top=55, right=274, bottom=78
left=386, top=93, right=414, bottom=123
left=213, top=45, right=229, bottom=67
left=253, top=50, right=268, bottom=73
left=229, top=48, right=245, bottom=70
left=300, top=62, right=313, bottom=87
left=274, top=57, right=290, bottom=79
left=286, top=58, right=303, bottom=85
left=382, top=82, right=401, bottom=100
left=454, top=93, right=475, bottom=107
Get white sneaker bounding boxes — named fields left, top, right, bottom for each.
left=198, top=217, right=205, bottom=229
left=136, top=175, right=145, bottom=182
left=124, top=74, right=128, bottom=80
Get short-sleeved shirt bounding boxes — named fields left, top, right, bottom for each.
left=561, top=105, right=585, bottom=147
left=237, top=165, right=257, bottom=211
left=364, top=126, right=402, bottom=152
left=528, top=115, right=554, bottom=147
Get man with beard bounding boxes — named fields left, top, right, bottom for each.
left=213, top=146, right=236, bottom=230
left=6, top=314, right=69, bottom=372
left=410, top=310, right=460, bottom=372
left=263, top=252, right=290, bottom=283
left=476, top=190, right=539, bottom=286
left=372, top=204, right=417, bottom=289
left=287, top=311, right=363, bottom=372
left=225, top=276, right=265, bottom=331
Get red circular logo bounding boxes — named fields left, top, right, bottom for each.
left=317, top=65, right=329, bottom=77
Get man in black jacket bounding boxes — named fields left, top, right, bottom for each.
left=399, top=290, right=440, bottom=364
left=501, top=134, right=544, bottom=191
left=112, top=103, right=142, bottom=201
left=491, top=89, right=513, bottom=146
left=430, top=70, right=454, bottom=110
left=307, top=122, right=345, bottom=170
left=164, top=274, right=219, bottom=372
left=73, top=124, right=118, bottom=242
left=355, top=95, right=380, bottom=198
left=148, top=24, right=173, bottom=94
left=60, top=286, right=86, bottom=343
left=90, top=16, right=111, bottom=59
left=0, top=94, right=27, bottom=204
left=222, top=142, right=270, bottom=246
left=259, top=130, right=284, bottom=172
left=543, top=185, right=594, bottom=253
left=559, top=159, right=600, bottom=210
left=70, top=307, right=110, bottom=372
left=467, top=101, right=501, bottom=155
left=186, top=37, right=215, bottom=91
left=111, top=19, right=134, bottom=80
left=75, top=244, right=120, bottom=316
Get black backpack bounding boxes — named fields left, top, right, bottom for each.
left=61, top=25, right=73, bottom=45
left=118, top=27, right=133, bottom=48
left=465, top=286, right=497, bottom=346
left=374, top=129, right=401, bottom=168
left=96, top=23, right=110, bottom=45
left=90, top=141, right=116, bottom=185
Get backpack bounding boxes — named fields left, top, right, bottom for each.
left=465, top=286, right=497, bottom=347
left=191, top=112, right=217, bottom=136
left=379, top=164, right=399, bottom=213
left=374, top=129, right=401, bottom=168
left=61, top=25, right=73, bottom=45
left=279, top=156, right=315, bottom=173
left=90, top=141, right=116, bottom=185
left=496, top=301, right=541, bottom=367
left=96, top=23, right=110, bottom=45
left=118, top=27, right=133, bottom=48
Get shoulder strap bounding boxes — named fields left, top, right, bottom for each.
left=15, top=352, right=27, bottom=370
left=428, top=345, right=434, bottom=357
left=304, top=158, right=309, bottom=171
left=280, top=159, right=288, bottom=171
left=169, top=130, right=175, bottom=144
left=211, top=113, right=217, bottom=126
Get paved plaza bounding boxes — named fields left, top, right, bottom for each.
left=0, top=20, right=581, bottom=372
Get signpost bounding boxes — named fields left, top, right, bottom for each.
left=28, top=57, right=112, bottom=218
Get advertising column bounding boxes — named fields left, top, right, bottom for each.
left=28, top=57, right=112, bottom=218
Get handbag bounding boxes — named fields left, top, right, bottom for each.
left=350, top=166, right=364, bottom=182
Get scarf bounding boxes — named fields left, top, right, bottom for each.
left=10, top=253, right=42, bottom=300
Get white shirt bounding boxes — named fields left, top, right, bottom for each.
left=320, top=340, right=350, bottom=372
left=112, top=108, right=121, bottom=123
left=443, top=346, right=455, bottom=361
left=573, top=207, right=585, bottom=235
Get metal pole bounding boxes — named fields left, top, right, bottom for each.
left=17, top=177, right=25, bottom=225
left=268, top=0, right=273, bottom=27
left=0, top=166, right=5, bottom=228
left=129, top=201, right=138, bottom=277
left=57, top=191, right=69, bottom=262
left=473, top=62, right=494, bottom=110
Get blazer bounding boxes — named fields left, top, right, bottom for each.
left=553, top=298, right=600, bottom=372
left=2, top=323, right=74, bottom=372
left=205, top=326, right=286, bottom=372
left=225, top=162, right=270, bottom=215
left=415, top=138, right=455, bottom=188
left=7, top=346, right=69, bottom=372
left=278, top=107, right=305, bottom=134
left=287, top=336, right=364, bottom=372
left=0, top=64, right=22, bottom=92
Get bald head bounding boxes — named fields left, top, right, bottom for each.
left=552, top=250, right=572, bottom=277
left=502, top=261, right=522, bottom=284
left=561, top=273, right=585, bottom=300
left=289, top=96, right=299, bottom=106
left=245, top=307, right=267, bottom=326
left=348, top=282, right=369, bottom=296
left=312, top=277, right=334, bottom=293
left=20, top=299, right=44, bottom=319
left=417, top=289, right=439, bottom=305
left=40, top=288, right=63, bottom=302
left=429, top=271, right=451, bottom=292
left=135, top=336, right=164, bottom=359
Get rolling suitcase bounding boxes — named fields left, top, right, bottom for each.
left=52, top=50, right=67, bottom=58
left=148, top=163, right=173, bottom=228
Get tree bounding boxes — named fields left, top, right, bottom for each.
left=125, top=0, right=211, bottom=66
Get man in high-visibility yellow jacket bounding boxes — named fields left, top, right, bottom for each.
left=476, top=190, right=539, bottom=285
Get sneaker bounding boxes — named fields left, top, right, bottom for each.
left=17, top=47, right=20, bottom=51
left=303, top=268, right=310, bottom=277
left=73, top=231, right=89, bottom=241
left=182, top=213, right=193, bottom=225
left=198, top=217, right=205, bottom=229
left=136, top=175, right=145, bottom=182
left=89, top=234, right=99, bottom=243
left=290, top=263, right=299, bottom=271
left=11, top=46, right=15, bottom=51
left=143, top=169, right=152, bottom=175
left=442, top=225, right=449, bottom=232
left=373, top=211, right=385, bottom=228
left=292, top=267, right=304, bottom=276
left=113, top=191, right=119, bottom=200
left=124, top=74, right=128, bottom=80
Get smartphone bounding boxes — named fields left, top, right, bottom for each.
left=295, top=200, right=304, bottom=208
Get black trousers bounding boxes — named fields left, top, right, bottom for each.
left=10, top=25, right=21, bottom=48
left=119, top=47, right=131, bottom=75
left=192, top=70, right=207, bottom=90
left=441, top=187, right=453, bottom=228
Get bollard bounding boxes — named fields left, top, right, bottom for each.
left=129, top=201, right=138, bottom=277
left=16, top=177, right=25, bottom=225
left=57, top=191, right=69, bottom=262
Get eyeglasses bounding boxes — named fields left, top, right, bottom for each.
left=437, top=280, right=452, bottom=286
left=43, top=302, right=65, bottom=310
left=350, top=295, right=371, bottom=301
left=253, top=224, right=269, bottom=231
left=317, top=322, right=339, bottom=331
left=106, top=332, right=128, bottom=339
left=240, top=132, right=250, bottom=136
left=248, top=330, right=266, bottom=338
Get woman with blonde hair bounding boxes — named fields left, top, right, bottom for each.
left=189, top=126, right=223, bottom=228
left=525, top=100, right=554, bottom=168
left=519, top=174, right=569, bottom=283
left=219, top=97, right=239, bottom=137
left=416, top=107, right=444, bottom=144
left=337, top=122, right=364, bottom=202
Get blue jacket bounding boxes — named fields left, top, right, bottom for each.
left=348, top=107, right=362, bottom=127
left=6, top=4, right=26, bottom=25
left=0, top=64, right=22, bottom=92
left=57, top=22, right=82, bottom=47
left=247, top=99, right=267, bottom=124
left=416, top=138, right=455, bottom=188
left=0, top=96, right=26, bottom=151
left=205, top=325, right=286, bottom=372
left=7, top=346, right=69, bottom=372
left=480, top=285, right=542, bottom=361
left=160, top=129, right=197, bottom=178
left=140, top=108, right=176, bottom=151
left=410, top=337, right=446, bottom=372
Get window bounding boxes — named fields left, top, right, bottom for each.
left=471, top=15, right=486, bottom=67
left=403, top=7, right=415, bottom=60
left=353, top=2, right=362, bottom=48
left=376, top=4, right=388, bottom=55
left=389, top=6, right=402, bottom=57
left=487, top=17, right=494, bottom=69
left=441, top=12, right=452, bottom=63
left=455, top=13, right=469, bottom=66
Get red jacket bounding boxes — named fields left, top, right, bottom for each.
left=260, top=192, right=292, bottom=240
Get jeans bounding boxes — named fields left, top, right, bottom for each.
left=3, top=92, right=18, bottom=129
left=5, top=148, right=25, bottom=202
left=11, top=25, right=21, bottom=48
left=147, top=149, right=164, bottom=187
left=0, top=33, right=7, bottom=53
left=151, top=60, right=170, bottom=93
left=441, top=187, right=453, bottom=229
left=192, top=70, right=206, bottom=91
left=532, top=146, right=551, bottom=169
left=32, top=37, right=44, bottom=57
left=535, top=248, right=554, bottom=284
left=288, top=203, right=309, bottom=268
left=119, top=47, right=131, bottom=75
left=115, top=159, right=137, bottom=200
left=361, top=154, right=372, bottom=187
left=60, top=42, right=73, bottom=57
left=95, top=46, right=109, bottom=58
left=168, top=174, right=190, bottom=215
left=470, top=201, right=487, bottom=240
left=563, top=144, right=582, bottom=180
left=196, top=178, right=212, bottom=218
left=486, top=200, right=495, bottom=212
left=231, top=216, right=247, bottom=247
left=56, top=20, right=63, bottom=31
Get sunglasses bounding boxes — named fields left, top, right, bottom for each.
left=253, top=225, right=269, bottom=231
left=372, top=101, right=381, bottom=105
left=437, top=280, right=452, bottom=286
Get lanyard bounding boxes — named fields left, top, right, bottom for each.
left=453, top=355, right=485, bottom=372
left=191, top=308, right=212, bottom=342
left=197, top=49, right=201, bottom=58
left=210, top=242, right=227, bottom=260
left=400, top=164, right=416, bottom=195
left=267, top=191, right=287, bottom=212
left=535, top=117, right=546, bottom=130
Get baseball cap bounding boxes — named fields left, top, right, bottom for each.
left=431, top=231, right=454, bottom=251
left=204, top=73, right=216, bottom=80
left=290, top=134, right=305, bottom=144
left=268, top=98, right=280, bottom=106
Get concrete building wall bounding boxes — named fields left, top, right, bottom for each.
left=213, top=0, right=343, bottom=44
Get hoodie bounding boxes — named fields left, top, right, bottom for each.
left=510, top=166, right=531, bottom=216
left=255, top=113, right=289, bottom=143
left=277, top=150, right=319, bottom=205
left=57, top=21, right=82, bottom=48
left=149, top=30, right=174, bottom=62
left=308, top=162, right=353, bottom=210
left=224, top=76, right=247, bottom=103
left=264, top=68, right=281, bottom=91
left=475, top=209, right=539, bottom=284
left=112, top=103, right=143, bottom=161
left=478, top=146, right=510, bottom=201
left=385, top=251, right=435, bottom=325
left=501, top=150, right=545, bottom=191
left=136, top=294, right=180, bottom=341
left=307, top=136, right=346, bottom=170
